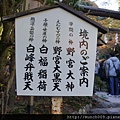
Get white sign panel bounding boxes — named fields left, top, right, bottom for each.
left=15, top=8, right=97, bottom=96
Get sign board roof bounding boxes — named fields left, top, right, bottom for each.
left=2, top=3, right=107, bottom=34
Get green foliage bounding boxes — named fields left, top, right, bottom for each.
left=75, top=0, right=96, bottom=7
left=96, top=16, right=107, bottom=20
left=0, top=0, right=16, bottom=87
left=37, top=0, right=60, bottom=6
left=9, top=105, right=27, bottom=114
left=0, top=46, right=13, bottom=85
left=45, top=0, right=56, bottom=5
left=119, top=7, right=120, bottom=11
left=101, top=44, right=120, bottom=60
left=65, top=0, right=78, bottom=7
left=74, top=0, right=98, bottom=12
left=79, top=0, right=92, bottom=6
left=94, top=76, right=107, bottom=91
left=114, top=44, right=120, bottom=59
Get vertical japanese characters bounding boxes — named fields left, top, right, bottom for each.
left=66, top=22, right=75, bottom=92
left=23, top=19, right=90, bottom=91
left=79, top=29, right=89, bottom=87
left=52, top=20, right=62, bottom=91
left=37, top=18, right=48, bottom=91
left=23, top=17, right=35, bottom=90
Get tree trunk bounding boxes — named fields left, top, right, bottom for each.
left=25, top=0, right=41, bottom=10
left=8, top=77, right=15, bottom=108
left=0, top=0, right=16, bottom=114
left=4, top=54, right=15, bottom=114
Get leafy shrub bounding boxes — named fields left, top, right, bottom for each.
left=94, top=76, right=107, bottom=91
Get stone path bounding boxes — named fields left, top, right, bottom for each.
left=90, top=91, right=120, bottom=114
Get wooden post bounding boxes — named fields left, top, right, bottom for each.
left=51, top=97, right=63, bottom=120
left=51, top=97, right=62, bottom=114
left=27, top=96, right=34, bottom=114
